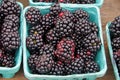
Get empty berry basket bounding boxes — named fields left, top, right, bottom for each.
left=0, top=2, right=23, bottom=78
left=106, top=22, right=120, bottom=80
left=23, top=5, right=107, bottom=80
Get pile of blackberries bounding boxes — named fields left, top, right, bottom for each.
left=26, top=4, right=101, bottom=75
left=33, top=0, right=96, bottom=4
left=0, top=0, right=21, bottom=67
left=109, top=16, right=120, bottom=74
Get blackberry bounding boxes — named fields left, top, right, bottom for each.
left=28, top=54, right=38, bottom=73
left=55, top=38, right=75, bottom=63
left=89, top=22, right=98, bottom=34
left=80, top=0, right=96, bottom=4
left=39, top=44, right=54, bottom=55
left=65, top=58, right=84, bottom=75
left=75, top=48, right=96, bottom=61
left=29, top=24, right=44, bottom=35
left=74, top=9, right=89, bottom=22
left=26, top=33, right=43, bottom=51
left=113, top=50, right=120, bottom=63
left=82, top=33, right=101, bottom=52
left=2, top=53, right=15, bottom=67
left=41, top=14, right=53, bottom=30
left=109, top=16, right=120, bottom=38
left=2, top=19, right=19, bottom=33
left=0, top=0, right=21, bottom=17
left=75, top=19, right=91, bottom=36
left=46, top=28, right=60, bottom=47
left=50, top=3, right=62, bottom=17
left=49, top=62, right=65, bottom=75
left=84, top=61, right=100, bottom=73
left=0, top=49, right=5, bottom=66
left=111, top=37, right=120, bottom=52
left=55, top=18, right=74, bottom=37
left=1, top=31, right=20, bottom=51
left=4, top=14, right=19, bottom=27
left=25, top=7, right=41, bottom=25
left=36, top=54, right=54, bottom=74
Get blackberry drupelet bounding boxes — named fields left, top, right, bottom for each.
left=29, top=24, right=44, bottom=35
left=1, top=31, right=20, bottom=51
left=36, top=54, right=54, bottom=74
left=25, top=7, right=41, bottom=25
left=46, top=28, right=60, bottom=47
left=111, top=37, right=120, bottom=52
left=109, top=16, right=120, bottom=38
left=0, top=0, right=21, bottom=17
left=65, top=58, right=84, bottom=75
left=75, top=48, right=96, bottom=61
left=74, top=9, right=89, bottom=22
left=55, top=18, right=74, bottom=37
left=2, top=53, right=15, bottom=67
left=49, top=62, right=65, bottom=75
left=75, top=19, right=91, bottom=36
left=84, top=61, right=100, bottom=73
left=50, top=3, right=62, bottom=17
left=41, top=14, right=53, bottom=30
left=28, top=54, right=38, bottom=73
left=55, top=38, right=75, bottom=63
left=82, top=33, right=101, bottom=52
left=26, top=33, right=43, bottom=51
left=39, top=44, right=54, bottom=55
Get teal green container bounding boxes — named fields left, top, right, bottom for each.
left=0, top=2, right=23, bottom=78
left=106, top=23, right=120, bottom=80
left=29, top=0, right=104, bottom=8
left=23, top=5, right=107, bottom=80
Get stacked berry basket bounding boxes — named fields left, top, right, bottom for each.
left=0, top=0, right=23, bottom=78
left=106, top=16, right=120, bottom=80
left=29, top=0, right=104, bottom=7
left=23, top=4, right=107, bottom=80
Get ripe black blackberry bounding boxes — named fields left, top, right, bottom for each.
left=26, top=33, right=43, bottom=52
left=82, top=33, right=101, bottom=52
left=46, top=28, right=60, bottom=47
left=0, top=0, right=21, bottom=17
left=84, top=61, right=100, bottom=73
left=111, top=37, right=120, bottom=52
left=49, top=62, right=65, bottom=75
left=75, top=0, right=95, bottom=4
left=65, top=58, right=84, bottom=75
left=2, top=53, right=15, bottom=67
left=55, top=38, right=75, bottom=63
left=109, top=16, right=120, bottom=38
left=39, top=44, right=54, bottom=55
left=0, top=49, right=5, bottom=66
left=74, top=9, right=89, bottom=22
left=75, top=48, right=96, bottom=61
left=1, top=31, right=20, bottom=51
left=113, top=50, right=120, bottom=63
left=89, top=22, right=98, bottom=34
left=41, top=14, right=54, bottom=31
left=28, top=54, right=38, bottom=73
left=29, top=24, right=44, bottom=35
left=75, top=19, right=91, bottom=36
left=36, top=54, right=54, bottom=74
left=55, top=18, right=74, bottom=37
left=2, top=19, right=19, bottom=33
left=50, top=3, right=62, bottom=17
left=4, top=14, right=19, bottom=27
left=25, top=7, right=41, bottom=25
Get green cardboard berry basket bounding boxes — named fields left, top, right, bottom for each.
left=106, top=23, right=120, bottom=80
left=29, top=0, right=104, bottom=8
left=23, top=5, right=107, bottom=80
left=0, top=2, right=23, bottom=78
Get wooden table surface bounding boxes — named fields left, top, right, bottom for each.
left=0, top=0, right=120, bottom=80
